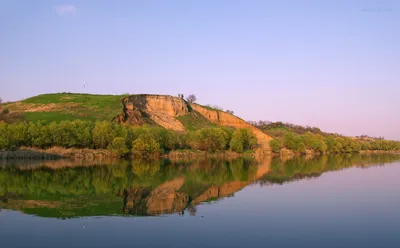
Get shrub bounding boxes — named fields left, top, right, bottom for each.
left=109, top=137, right=129, bottom=157
left=92, top=121, right=116, bottom=149
left=2, top=108, right=9, bottom=115
left=230, top=129, right=257, bottom=153
left=283, top=132, right=304, bottom=152
left=230, top=137, right=244, bottom=153
left=132, top=135, right=162, bottom=156
left=269, top=139, right=281, bottom=153
left=303, top=133, right=327, bottom=153
left=195, top=128, right=229, bottom=152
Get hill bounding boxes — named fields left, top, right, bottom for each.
left=0, top=93, right=272, bottom=151
left=1, top=93, right=398, bottom=155
left=0, top=93, right=125, bottom=122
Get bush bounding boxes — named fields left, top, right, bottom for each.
left=109, top=137, right=129, bottom=157
left=230, top=129, right=257, bottom=153
left=195, top=128, right=229, bottom=152
left=283, top=132, right=304, bottom=152
left=92, top=121, right=116, bottom=149
left=2, top=108, right=9, bottom=115
left=269, top=139, right=281, bottom=153
left=132, top=135, right=162, bottom=156
left=230, top=137, right=244, bottom=153
left=325, top=137, right=342, bottom=153
left=303, top=133, right=327, bottom=153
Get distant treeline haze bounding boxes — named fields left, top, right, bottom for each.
left=251, top=121, right=400, bottom=153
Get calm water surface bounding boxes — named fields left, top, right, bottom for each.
left=1, top=154, right=400, bottom=248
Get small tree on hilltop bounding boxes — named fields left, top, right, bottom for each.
left=226, top=110, right=234, bottom=115
left=186, top=94, right=197, bottom=103
left=0, top=97, right=2, bottom=104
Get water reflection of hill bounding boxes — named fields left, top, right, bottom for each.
left=0, top=154, right=399, bottom=218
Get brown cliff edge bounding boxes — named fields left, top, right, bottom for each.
left=113, top=94, right=272, bottom=151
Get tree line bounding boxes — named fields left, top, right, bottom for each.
left=0, top=121, right=258, bottom=157
left=269, top=132, right=400, bottom=154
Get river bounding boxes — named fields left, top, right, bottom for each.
left=1, top=154, right=399, bottom=247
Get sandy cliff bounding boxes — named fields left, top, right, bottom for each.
left=115, top=94, right=272, bottom=150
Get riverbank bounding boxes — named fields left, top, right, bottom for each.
left=0, top=147, right=113, bottom=160
left=0, top=147, right=260, bottom=160
left=1, top=147, right=399, bottom=160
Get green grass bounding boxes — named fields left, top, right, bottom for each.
left=21, top=195, right=123, bottom=218
left=263, top=127, right=291, bottom=138
left=176, top=112, right=217, bottom=131
left=18, top=93, right=127, bottom=122
left=197, top=104, right=222, bottom=112
left=24, top=112, right=96, bottom=122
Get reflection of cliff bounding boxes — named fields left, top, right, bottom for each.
left=124, top=177, right=189, bottom=215
left=124, top=158, right=271, bottom=216
left=1, top=154, right=400, bottom=218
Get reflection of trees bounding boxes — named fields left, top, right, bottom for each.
left=131, top=159, right=161, bottom=177
left=187, top=204, right=197, bottom=216
left=260, top=154, right=400, bottom=185
left=0, top=154, right=399, bottom=218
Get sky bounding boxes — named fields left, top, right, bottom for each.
left=0, top=0, right=399, bottom=140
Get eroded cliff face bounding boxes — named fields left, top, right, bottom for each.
left=116, top=94, right=272, bottom=150
left=115, top=95, right=190, bottom=131
left=191, top=104, right=272, bottom=150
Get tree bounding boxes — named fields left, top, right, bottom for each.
left=283, top=132, right=304, bottom=152
left=2, top=108, right=9, bottom=115
left=109, top=137, right=129, bottom=157
left=0, top=97, right=2, bottom=104
left=132, top=134, right=162, bottom=156
left=230, top=129, right=257, bottom=153
left=195, top=128, right=229, bottom=152
left=92, top=121, right=116, bottom=149
left=303, top=133, right=327, bottom=153
left=226, top=110, right=234, bottom=115
left=269, top=139, right=281, bottom=153
left=186, top=94, right=197, bottom=103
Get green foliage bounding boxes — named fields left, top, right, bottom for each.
left=230, top=137, right=244, bottom=153
left=92, top=121, right=116, bottom=149
left=252, top=121, right=325, bottom=137
left=0, top=120, right=263, bottom=155
left=2, top=108, right=9, bottom=115
left=176, top=112, right=216, bottom=131
left=269, top=139, right=281, bottom=153
left=132, top=135, right=162, bottom=156
left=24, top=112, right=96, bottom=123
left=193, top=128, right=229, bottom=152
left=283, top=133, right=305, bottom=153
left=336, top=137, right=361, bottom=153
left=109, top=137, right=129, bottom=157
left=18, top=93, right=126, bottom=122
left=0, top=123, right=11, bottom=150
left=303, top=133, right=327, bottom=153
left=230, top=129, right=257, bottom=153
left=1, top=117, right=398, bottom=156
left=325, top=136, right=343, bottom=153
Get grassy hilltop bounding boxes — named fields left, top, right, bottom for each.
left=0, top=93, right=126, bottom=123
left=0, top=93, right=217, bottom=130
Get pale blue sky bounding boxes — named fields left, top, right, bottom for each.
left=1, top=0, right=399, bottom=139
